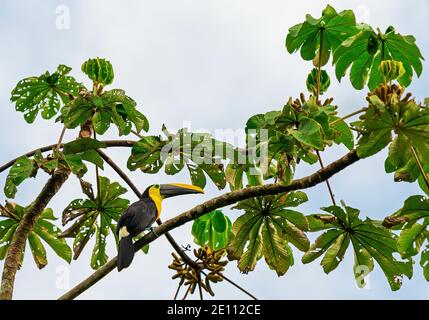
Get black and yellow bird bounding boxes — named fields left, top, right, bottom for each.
left=116, top=183, right=204, bottom=271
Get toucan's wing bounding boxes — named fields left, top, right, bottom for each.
left=117, top=199, right=157, bottom=236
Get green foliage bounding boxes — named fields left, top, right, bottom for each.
left=0, top=202, right=71, bottom=268
left=245, top=96, right=353, bottom=185
left=59, top=138, right=106, bottom=178
left=286, top=5, right=358, bottom=66
left=11, top=64, right=81, bottom=123
left=60, top=89, right=149, bottom=136
left=228, top=191, right=309, bottom=276
left=303, top=204, right=412, bottom=291
left=333, top=26, right=424, bottom=90
left=355, top=87, right=429, bottom=189
left=128, top=127, right=235, bottom=189
left=81, top=58, right=114, bottom=86
left=392, top=195, right=429, bottom=280
left=306, top=68, right=330, bottom=95
left=192, top=210, right=231, bottom=250
left=4, top=151, right=59, bottom=199
left=379, top=60, right=406, bottom=83
left=60, top=177, right=129, bottom=269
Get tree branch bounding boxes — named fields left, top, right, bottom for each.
left=0, top=167, right=70, bottom=300
left=57, top=149, right=359, bottom=300
left=0, top=140, right=136, bottom=174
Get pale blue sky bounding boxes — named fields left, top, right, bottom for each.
left=0, top=0, right=428, bottom=299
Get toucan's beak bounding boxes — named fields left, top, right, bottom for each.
left=160, top=183, right=204, bottom=199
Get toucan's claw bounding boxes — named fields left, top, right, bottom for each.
left=145, top=226, right=159, bottom=237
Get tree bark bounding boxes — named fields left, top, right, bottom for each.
left=0, top=168, right=70, bottom=300
left=58, top=149, right=359, bottom=300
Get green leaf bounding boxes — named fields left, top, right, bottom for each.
left=290, top=118, right=324, bottom=150
left=302, top=204, right=412, bottom=290
left=61, top=176, right=129, bottom=268
left=28, top=232, right=48, bottom=269
left=306, top=68, right=330, bottom=95
left=4, top=156, right=36, bottom=198
left=0, top=204, right=72, bottom=267
left=237, top=220, right=263, bottom=274
left=397, top=219, right=429, bottom=257
left=64, top=154, right=88, bottom=178
left=333, top=26, right=424, bottom=90
left=63, top=138, right=106, bottom=154
left=286, top=5, right=359, bottom=64
left=229, top=193, right=309, bottom=275
left=10, top=64, right=81, bottom=123
left=81, top=58, right=114, bottom=86
left=331, top=117, right=354, bottom=150
left=192, top=210, right=231, bottom=251
left=91, top=215, right=110, bottom=269
left=128, top=128, right=229, bottom=189
left=261, top=218, right=291, bottom=276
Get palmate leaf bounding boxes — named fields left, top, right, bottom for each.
left=4, top=150, right=59, bottom=199
left=0, top=203, right=71, bottom=269
left=128, top=128, right=235, bottom=190
left=356, top=90, right=429, bottom=188
left=303, top=204, right=412, bottom=291
left=228, top=191, right=309, bottom=276
left=392, top=195, right=429, bottom=280
left=192, top=210, right=232, bottom=251
left=11, top=64, right=81, bottom=123
left=333, top=25, right=424, bottom=90
left=286, top=5, right=359, bottom=66
left=61, top=88, right=149, bottom=136
left=61, top=138, right=106, bottom=178
left=60, top=176, right=129, bottom=269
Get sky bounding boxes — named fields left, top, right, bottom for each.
left=0, top=0, right=428, bottom=300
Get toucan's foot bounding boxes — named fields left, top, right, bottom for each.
left=145, top=226, right=159, bottom=237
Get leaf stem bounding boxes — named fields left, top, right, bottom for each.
left=316, top=28, right=324, bottom=102
left=410, top=145, right=429, bottom=190
left=329, top=108, right=367, bottom=126
left=94, top=132, right=101, bottom=204
left=56, top=125, right=67, bottom=149
left=316, top=150, right=336, bottom=206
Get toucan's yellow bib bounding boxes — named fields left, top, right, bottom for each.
left=148, top=187, right=162, bottom=219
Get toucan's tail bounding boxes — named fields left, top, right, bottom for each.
left=118, top=236, right=134, bottom=271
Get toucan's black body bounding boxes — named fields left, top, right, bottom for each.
left=116, top=183, right=204, bottom=271
left=116, top=198, right=157, bottom=271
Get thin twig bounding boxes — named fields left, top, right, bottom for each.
left=316, top=150, right=336, bottom=206
left=202, top=271, right=257, bottom=300
left=131, top=129, right=143, bottom=139
left=173, top=280, right=184, bottom=300
left=197, top=272, right=203, bottom=300
left=182, top=285, right=191, bottom=300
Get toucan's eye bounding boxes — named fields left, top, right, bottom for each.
left=154, top=184, right=160, bottom=189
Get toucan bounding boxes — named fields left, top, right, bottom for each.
left=116, top=183, right=204, bottom=271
